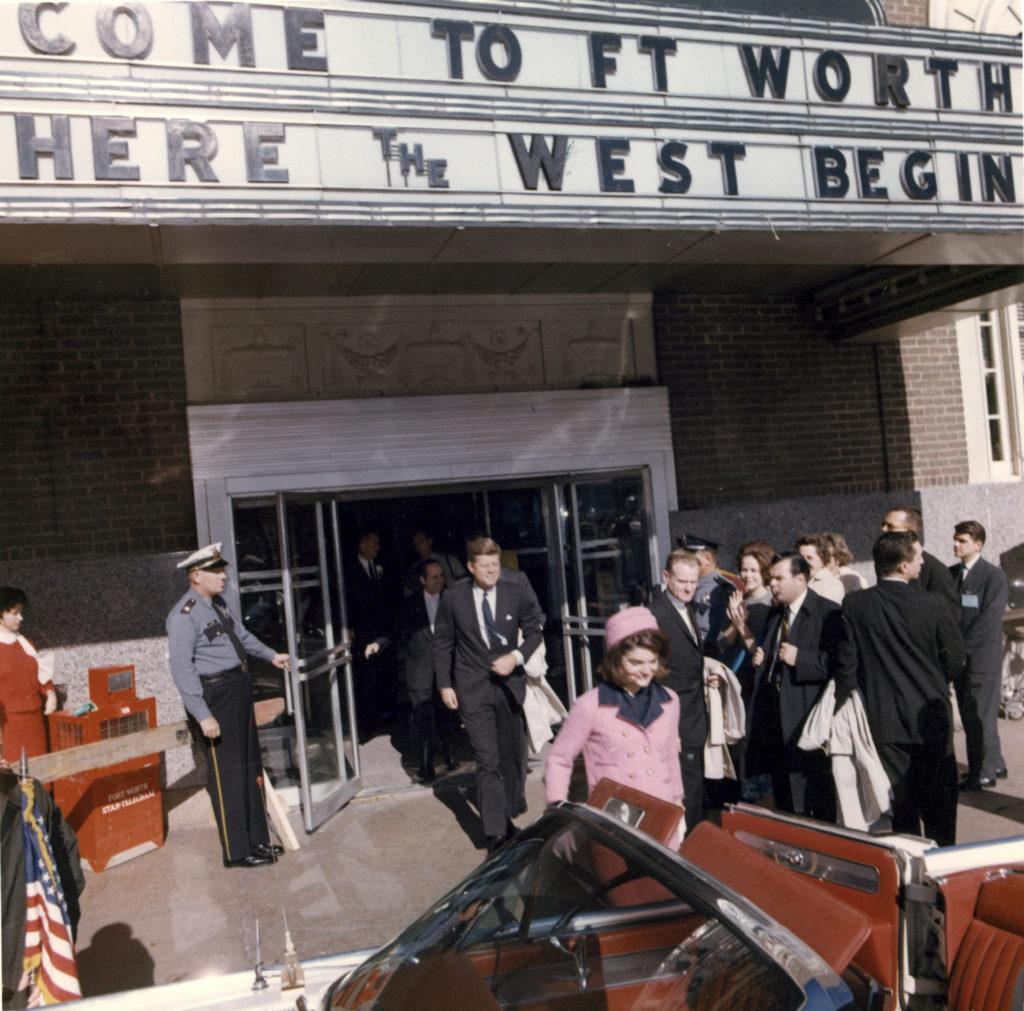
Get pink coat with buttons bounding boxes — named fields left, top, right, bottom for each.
left=544, top=685, right=684, bottom=806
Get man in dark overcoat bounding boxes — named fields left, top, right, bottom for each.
left=748, top=552, right=842, bottom=821
left=836, top=531, right=965, bottom=845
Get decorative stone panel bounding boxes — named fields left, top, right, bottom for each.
left=182, top=295, right=655, bottom=403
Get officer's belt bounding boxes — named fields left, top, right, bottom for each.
left=199, top=666, right=244, bottom=685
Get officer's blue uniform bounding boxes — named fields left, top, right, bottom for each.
left=692, top=570, right=736, bottom=651
left=166, top=589, right=275, bottom=863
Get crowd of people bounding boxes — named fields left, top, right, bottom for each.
left=309, top=506, right=1009, bottom=855
left=546, top=506, right=1009, bottom=850
left=0, top=505, right=1009, bottom=1005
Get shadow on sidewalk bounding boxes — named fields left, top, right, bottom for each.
left=76, top=923, right=155, bottom=997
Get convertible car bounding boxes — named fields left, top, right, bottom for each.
left=67, top=781, right=1023, bottom=1010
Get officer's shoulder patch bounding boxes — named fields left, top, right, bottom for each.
left=180, top=598, right=197, bottom=614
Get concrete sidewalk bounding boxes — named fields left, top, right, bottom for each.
left=71, top=717, right=1024, bottom=1001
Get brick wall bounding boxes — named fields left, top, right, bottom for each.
left=1, top=301, right=195, bottom=562
left=899, top=325, right=970, bottom=486
left=883, top=0, right=929, bottom=27
left=652, top=293, right=914, bottom=508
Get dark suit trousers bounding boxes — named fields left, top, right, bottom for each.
left=749, top=684, right=835, bottom=823
left=461, top=679, right=525, bottom=837
left=197, top=669, right=270, bottom=862
left=955, top=669, right=1004, bottom=779
left=680, top=748, right=704, bottom=834
left=877, top=740, right=957, bottom=847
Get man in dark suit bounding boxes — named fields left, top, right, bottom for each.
left=402, top=529, right=467, bottom=596
left=434, top=537, right=545, bottom=852
left=748, top=552, right=841, bottom=821
left=882, top=506, right=959, bottom=616
left=951, top=520, right=1009, bottom=789
left=837, top=531, right=966, bottom=846
left=650, top=548, right=712, bottom=834
left=348, top=530, right=394, bottom=732
left=370, top=558, right=457, bottom=780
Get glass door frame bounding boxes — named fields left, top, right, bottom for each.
left=276, top=495, right=361, bottom=831
left=225, top=464, right=662, bottom=819
left=231, top=493, right=362, bottom=834
left=549, top=467, right=659, bottom=705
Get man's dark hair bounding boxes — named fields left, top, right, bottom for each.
left=795, top=533, right=831, bottom=566
left=954, top=519, right=986, bottom=544
left=873, top=530, right=919, bottom=578
left=889, top=504, right=923, bottom=536
left=772, top=551, right=810, bottom=581
left=417, top=558, right=443, bottom=581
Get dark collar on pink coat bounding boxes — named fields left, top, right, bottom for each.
left=597, top=680, right=670, bottom=729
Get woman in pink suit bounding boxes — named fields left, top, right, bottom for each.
left=545, top=607, right=683, bottom=808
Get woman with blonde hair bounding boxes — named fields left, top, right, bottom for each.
left=824, top=531, right=868, bottom=594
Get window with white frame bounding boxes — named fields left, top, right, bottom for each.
left=957, top=305, right=1024, bottom=482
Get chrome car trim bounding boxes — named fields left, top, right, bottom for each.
left=732, top=830, right=882, bottom=894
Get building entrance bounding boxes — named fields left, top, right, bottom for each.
left=230, top=470, right=656, bottom=831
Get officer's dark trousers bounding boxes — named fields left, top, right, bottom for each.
left=197, top=668, right=270, bottom=862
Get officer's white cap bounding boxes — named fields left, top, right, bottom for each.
left=178, top=543, right=229, bottom=572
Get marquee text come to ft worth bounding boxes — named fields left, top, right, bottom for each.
left=2, top=1, right=1020, bottom=207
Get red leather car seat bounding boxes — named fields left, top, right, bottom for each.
left=947, top=872, right=1024, bottom=1011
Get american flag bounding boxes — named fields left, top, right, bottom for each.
left=21, top=778, right=81, bottom=1004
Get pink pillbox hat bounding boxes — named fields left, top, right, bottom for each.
left=605, top=606, right=660, bottom=649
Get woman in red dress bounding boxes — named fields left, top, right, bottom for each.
left=0, top=587, right=57, bottom=761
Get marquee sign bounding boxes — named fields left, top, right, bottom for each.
left=0, top=0, right=1019, bottom=230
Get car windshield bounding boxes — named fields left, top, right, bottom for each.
left=325, top=808, right=815, bottom=1010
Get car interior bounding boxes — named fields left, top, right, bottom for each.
left=327, top=781, right=1023, bottom=1011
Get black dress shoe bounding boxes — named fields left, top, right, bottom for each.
left=996, top=767, right=1008, bottom=779
left=486, top=835, right=507, bottom=854
left=252, top=843, right=284, bottom=858
left=978, top=776, right=997, bottom=788
left=958, top=776, right=982, bottom=791
left=224, top=853, right=274, bottom=868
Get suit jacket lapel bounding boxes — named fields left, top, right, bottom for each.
left=668, top=598, right=699, bottom=648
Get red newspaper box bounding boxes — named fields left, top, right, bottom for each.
left=50, top=665, right=163, bottom=872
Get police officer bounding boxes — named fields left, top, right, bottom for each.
left=166, top=543, right=289, bottom=868
left=678, top=534, right=738, bottom=652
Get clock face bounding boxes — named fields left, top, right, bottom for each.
left=932, top=0, right=1023, bottom=35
